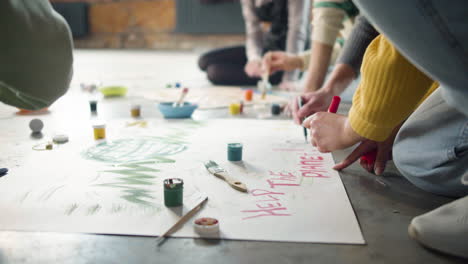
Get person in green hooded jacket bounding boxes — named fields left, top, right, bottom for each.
left=0, top=0, right=73, bottom=111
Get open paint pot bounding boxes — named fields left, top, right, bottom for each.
left=158, top=102, right=198, bottom=119
left=93, top=124, right=106, bottom=140
left=130, top=104, right=141, bottom=118
left=194, top=217, right=220, bottom=236
left=164, top=178, right=183, bottom=207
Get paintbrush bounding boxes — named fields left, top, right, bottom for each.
left=297, top=97, right=308, bottom=142
left=260, top=68, right=271, bottom=100
left=156, top=196, right=208, bottom=246
left=174, top=87, right=189, bottom=107
left=204, top=160, right=248, bottom=192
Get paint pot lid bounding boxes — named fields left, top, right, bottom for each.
left=53, top=134, right=69, bottom=144
left=164, top=178, right=184, bottom=189
left=131, top=104, right=141, bottom=109
left=93, top=124, right=106, bottom=128
left=228, top=143, right=243, bottom=149
left=194, top=217, right=220, bottom=235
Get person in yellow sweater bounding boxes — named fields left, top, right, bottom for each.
left=330, top=0, right=468, bottom=258
left=304, top=34, right=468, bottom=258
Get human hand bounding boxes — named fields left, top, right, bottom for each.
left=262, top=51, right=303, bottom=74
left=290, top=89, right=335, bottom=124
left=244, top=60, right=263, bottom=77
left=333, top=124, right=402, bottom=175
left=303, top=114, right=363, bottom=153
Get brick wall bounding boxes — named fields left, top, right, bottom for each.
left=51, top=0, right=245, bottom=50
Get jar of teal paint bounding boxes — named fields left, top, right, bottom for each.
left=164, top=178, right=183, bottom=207
left=227, top=143, right=243, bottom=161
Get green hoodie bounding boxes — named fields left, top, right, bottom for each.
left=0, top=0, right=73, bottom=110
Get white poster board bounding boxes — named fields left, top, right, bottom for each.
left=0, top=118, right=364, bottom=244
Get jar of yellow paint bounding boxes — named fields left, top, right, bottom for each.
left=93, top=124, right=106, bottom=140
left=229, top=103, right=241, bottom=115
left=131, top=104, right=141, bottom=118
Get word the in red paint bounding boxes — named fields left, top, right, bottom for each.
left=266, top=170, right=300, bottom=188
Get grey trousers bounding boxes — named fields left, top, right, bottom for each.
left=394, top=89, right=468, bottom=198
left=352, top=0, right=468, bottom=197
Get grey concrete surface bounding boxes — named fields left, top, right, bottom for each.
left=0, top=50, right=465, bottom=264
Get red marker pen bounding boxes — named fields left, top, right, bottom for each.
left=302, top=96, right=341, bottom=126
left=327, top=96, right=341, bottom=113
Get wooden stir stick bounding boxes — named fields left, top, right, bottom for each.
left=156, top=196, right=208, bottom=246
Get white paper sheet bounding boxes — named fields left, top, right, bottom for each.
left=0, top=118, right=364, bottom=244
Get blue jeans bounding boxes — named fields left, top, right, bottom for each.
left=393, top=89, right=468, bottom=197
left=353, top=0, right=468, bottom=197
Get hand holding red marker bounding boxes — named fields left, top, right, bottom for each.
left=302, top=95, right=341, bottom=125
left=327, top=96, right=341, bottom=113
left=303, top=96, right=377, bottom=169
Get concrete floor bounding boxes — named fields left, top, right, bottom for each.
left=0, top=50, right=465, bottom=263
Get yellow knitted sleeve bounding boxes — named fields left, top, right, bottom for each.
left=349, top=35, right=436, bottom=141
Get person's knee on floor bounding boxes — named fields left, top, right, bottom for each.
left=198, top=53, right=210, bottom=71
left=206, top=64, right=227, bottom=85
left=206, top=64, right=257, bottom=86
left=392, top=90, right=468, bottom=198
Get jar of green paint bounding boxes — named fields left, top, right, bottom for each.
left=164, top=178, right=183, bottom=207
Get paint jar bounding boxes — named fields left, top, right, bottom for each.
left=131, top=104, right=141, bottom=118
left=229, top=103, right=241, bottom=115
left=227, top=143, right=243, bottom=161
left=254, top=103, right=270, bottom=119
left=239, top=101, right=244, bottom=114
left=164, top=178, right=184, bottom=207
left=93, top=124, right=106, bottom=140
left=271, top=103, right=281, bottom=115
left=244, top=89, right=253, bottom=101
left=89, top=100, right=98, bottom=113
left=194, top=217, right=220, bottom=236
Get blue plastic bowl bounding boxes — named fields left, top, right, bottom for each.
left=158, top=102, right=198, bottom=119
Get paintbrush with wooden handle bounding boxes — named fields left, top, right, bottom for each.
left=204, top=160, right=247, bottom=192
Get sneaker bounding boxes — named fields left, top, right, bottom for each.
left=408, top=195, right=468, bottom=258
